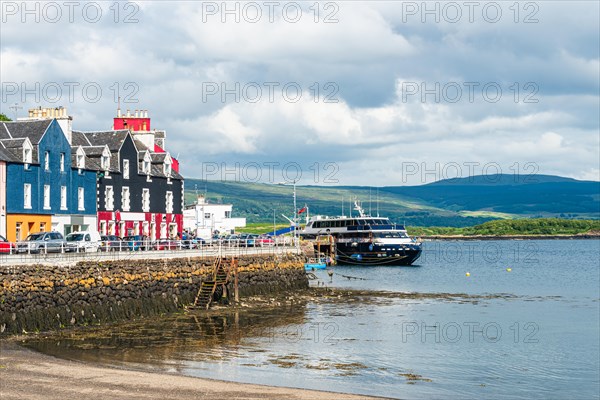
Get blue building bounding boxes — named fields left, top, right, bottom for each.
left=0, top=111, right=97, bottom=241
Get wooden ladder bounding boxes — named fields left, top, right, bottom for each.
left=192, top=257, right=235, bottom=310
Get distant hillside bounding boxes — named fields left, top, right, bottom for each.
left=382, top=175, right=599, bottom=215
left=426, top=174, right=579, bottom=186
left=185, top=174, right=600, bottom=226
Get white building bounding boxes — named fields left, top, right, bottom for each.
left=183, top=196, right=246, bottom=238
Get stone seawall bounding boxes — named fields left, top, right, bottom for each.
left=0, top=254, right=307, bottom=335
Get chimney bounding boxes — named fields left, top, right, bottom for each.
left=52, top=107, right=72, bottom=144
left=126, top=109, right=131, bottom=117
left=117, top=108, right=122, bottom=117
left=135, top=110, right=139, bottom=118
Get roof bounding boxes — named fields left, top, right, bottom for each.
left=75, top=130, right=128, bottom=152
left=150, top=164, right=183, bottom=180
left=0, top=120, right=52, bottom=144
left=0, top=138, right=28, bottom=149
left=0, top=138, right=37, bottom=164
left=81, top=145, right=108, bottom=157
left=71, top=131, right=92, bottom=147
left=0, top=147, right=16, bottom=162
left=151, top=153, right=167, bottom=163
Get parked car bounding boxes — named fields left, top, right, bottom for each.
left=239, top=233, right=258, bottom=247
left=222, top=234, right=241, bottom=247
left=123, top=235, right=151, bottom=251
left=256, top=235, right=275, bottom=247
left=100, top=235, right=123, bottom=251
left=0, top=235, right=15, bottom=254
left=16, top=232, right=66, bottom=254
left=153, top=238, right=180, bottom=251
left=65, top=230, right=102, bottom=252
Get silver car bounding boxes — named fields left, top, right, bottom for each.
left=17, top=232, right=67, bottom=254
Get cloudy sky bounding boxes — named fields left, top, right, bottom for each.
left=1, top=1, right=598, bottom=186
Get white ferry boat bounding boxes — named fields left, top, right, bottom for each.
left=301, top=202, right=422, bottom=266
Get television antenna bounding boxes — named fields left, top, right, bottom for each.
left=9, top=103, right=23, bottom=120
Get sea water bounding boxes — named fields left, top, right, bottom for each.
left=25, top=240, right=600, bottom=399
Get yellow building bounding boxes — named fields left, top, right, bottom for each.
left=6, top=214, right=52, bottom=242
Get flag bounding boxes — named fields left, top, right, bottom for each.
left=297, top=206, right=307, bottom=215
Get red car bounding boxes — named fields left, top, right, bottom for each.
left=256, top=235, right=275, bottom=247
left=0, top=235, right=15, bottom=254
left=153, top=239, right=180, bottom=251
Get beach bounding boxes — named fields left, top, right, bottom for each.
left=0, top=340, right=382, bottom=400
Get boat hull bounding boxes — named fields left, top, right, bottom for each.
left=335, top=243, right=422, bottom=266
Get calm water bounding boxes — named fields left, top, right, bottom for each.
left=25, top=240, right=600, bottom=399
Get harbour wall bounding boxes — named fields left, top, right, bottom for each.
left=0, top=253, right=307, bottom=335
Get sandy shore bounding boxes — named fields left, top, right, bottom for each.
left=0, top=341, right=384, bottom=400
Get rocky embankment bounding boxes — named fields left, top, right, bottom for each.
left=0, top=254, right=307, bottom=335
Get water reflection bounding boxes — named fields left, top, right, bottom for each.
left=25, top=303, right=309, bottom=372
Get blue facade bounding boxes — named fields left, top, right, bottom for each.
left=6, top=120, right=96, bottom=216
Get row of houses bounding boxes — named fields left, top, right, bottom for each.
left=0, top=107, right=184, bottom=242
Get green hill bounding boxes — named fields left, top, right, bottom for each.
left=184, top=174, right=599, bottom=227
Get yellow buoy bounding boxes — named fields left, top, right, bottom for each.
left=466, top=272, right=470, bottom=277
left=506, top=268, right=512, bottom=272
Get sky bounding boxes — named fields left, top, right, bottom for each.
left=1, top=1, right=599, bottom=186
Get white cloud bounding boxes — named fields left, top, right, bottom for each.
left=0, top=1, right=598, bottom=185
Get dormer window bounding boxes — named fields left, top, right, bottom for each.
left=142, top=152, right=151, bottom=175
left=23, top=146, right=32, bottom=169
left=76, top=151, right=85, bottom=169
left=164, top=160, right=172, bottom=176
left=101, top=153, right=110, bottom=171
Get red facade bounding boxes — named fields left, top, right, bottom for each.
left=113, top=116, right=151, bottom=131
left=97, top=211, right=183, bottom=239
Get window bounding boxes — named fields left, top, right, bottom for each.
left=101, top=154, right=110, bottom=171
left=164, top=161, right=172, bottom=177
left=123, top=159, right=130, bottom=179
left=122, top=186, right=130, bottom=211
left=60, top=186, right=67, bottom=210
left=23, top=147, right=32, bottom=169
left=24, top=184, right=31, bottom=209
left=78, top=187, right=85, bottom=211
left=225, top=211, right=231, bottom=218
left=143, top=160, right=150, bottom=174
left=43, top=185, right=50, bottom=209
left=205, top=213, right=211, bottom=219
left=76, top=153, right=85, bottom=169
left=15, top=223, right=22, bottom=241
left=60, top=153, right=65, bottom=172
left=165, top=191, right=173, bottom=214
left=105, top=186, right=114, bottom=210
left=142, top=188, right=150, bottom=212
left=44, top=151, right=50, bottom=171
left=39, top=222, right=46, bottom=232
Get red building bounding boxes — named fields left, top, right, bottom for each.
left=71, top=109, right=185, bottom=240
left=113, top=109, right=180, bottom=173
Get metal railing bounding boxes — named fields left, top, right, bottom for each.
left=0, top=237, right=301, bottom=265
